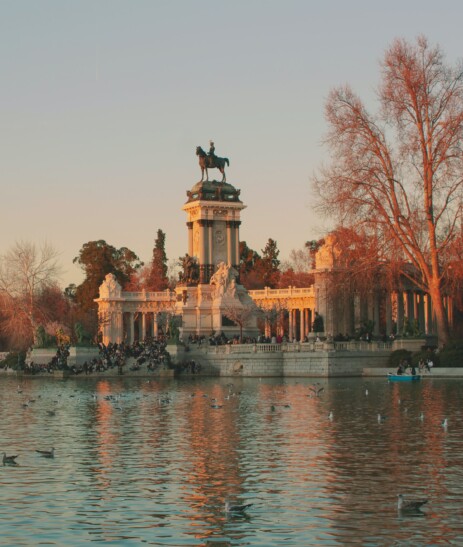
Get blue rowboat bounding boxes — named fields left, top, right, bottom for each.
left=388, top=373, right=421, bottom=382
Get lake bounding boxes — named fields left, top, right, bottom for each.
left=1, top=374, right=462, bottom=546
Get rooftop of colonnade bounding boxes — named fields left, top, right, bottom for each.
left=248, top=286, right=315, bottom=308
left=95, top=288, right=176, bottom=303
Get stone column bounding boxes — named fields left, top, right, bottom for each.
left=207, top=220, right=213, bottom=280
left=234, top=221, right=241, bottom=269
left=198, top=220, right=207, bottom=283
left=141, top=312, right=146, bottom=342
left=153, top=312, right=159, bottom=338
left=385, top=292, right=392, bottom=336
left=128, top=312, right=134, bottom=345
left=300, top=308, right=305, bottom=341
left=226, top=220, right=233, bottom=265
left=116, top=311, right=123, bottom=344
left=288, top=309, right=293, bottom=340
left=308, top=309, right=312, bottom=333
left=186, top=222, right=193, bottom=256
left=397, top=292, right=404, bottom=334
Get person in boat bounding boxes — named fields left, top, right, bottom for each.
left=410, top=364, right=417, bottom=375
left=396, top=362, right=404, bottom=375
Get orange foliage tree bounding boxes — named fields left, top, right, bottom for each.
left=314, top=37, right=463, bottom=346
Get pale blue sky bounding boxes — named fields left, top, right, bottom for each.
left=1, top=1, right=462, bottom=286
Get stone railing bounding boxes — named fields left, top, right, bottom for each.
left=122, top=290, right=175, bottom=301
left=194, top=340, right=394, bottom=354
left=249, top=287, right=314, bottom=298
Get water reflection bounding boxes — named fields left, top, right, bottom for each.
left=1, top=375, right=463, bottom=545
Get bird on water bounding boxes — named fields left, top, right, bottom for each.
left=397, top=494, right=428, bottom=512
left=36, top=447, right=55, bottom=458
left=225, top=500, right=253, bottom=514
left=3, top=453, right=19, bottom=465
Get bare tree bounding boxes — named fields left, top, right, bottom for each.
left=314, top=36, right=463, bottom=346
left=222, top=304, right=259, bottom=342
left=0, top=241, right=62, bottom=348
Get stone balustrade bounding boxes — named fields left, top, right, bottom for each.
left=193, top=340, right=394, bottom=354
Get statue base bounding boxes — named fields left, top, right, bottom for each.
left=175, top=281, right=259, bottom=341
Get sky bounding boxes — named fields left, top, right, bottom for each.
left=2, top=0, right=463, bottom=288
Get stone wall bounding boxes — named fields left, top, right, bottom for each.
left=181, top=346, right=390, bottom=377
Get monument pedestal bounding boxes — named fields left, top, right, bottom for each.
left=176, top=272, right=259, bottom=340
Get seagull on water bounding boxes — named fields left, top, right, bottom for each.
left=36, top=447, right=55, bottom=458
left=309, top=385, right=324, bottom=397
left=3, top=453, right=19, bottom=466
left=225, top=500, right=253, bottom=514
left=377, top=413, right=387, bottom=423
left=442, top=418, right=448, bottom=428
left=328, top=411, right=334, bottom=421
left=397, top=494, right=428, bottom=512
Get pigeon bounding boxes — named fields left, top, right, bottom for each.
left=225, top=500, right=253, bottom=514
left=3, top=453, right=19, bottom=466
left=36, top=447, right=55, bottom=458
left=377, top=413, right=387, bottom=423
left=397, top=494, right=428, bottom=512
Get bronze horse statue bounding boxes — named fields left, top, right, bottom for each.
left=196, top=146, right=229, bottom=182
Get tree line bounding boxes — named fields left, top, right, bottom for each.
left=0, top=230, right=312, bottom=350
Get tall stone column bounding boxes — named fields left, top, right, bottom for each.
left=226, top=220, right=233, bottom=265
left=397, top=292, right=404, bottom=334
left=153, top=312, right=159, bottom=338
left=234, top=221, right=241, bottom=269
left=186, top=222, right=193, bottom=257
left=423, top=294, right=430, bottom=334
left=207, top=220, right=214, bottom=280
left=198, top=220, right=207, bottom=283
left=385, top=292, right=392, bottom=336
left=128, top=313, right=134, bottom=345
left=141, top=312, right=146, bottom=342
left=288, top=309, right=293, bottom=340
left=116, top=311, right=123, bottom=344
left=300, top=308, right=305, bottom=341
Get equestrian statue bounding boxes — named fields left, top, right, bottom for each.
left=196, top=140, right=229, bottom=182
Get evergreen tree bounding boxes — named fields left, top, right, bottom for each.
left=146, top=229, right=169, bottom=291
left=260, top=238, right=281, bottom=288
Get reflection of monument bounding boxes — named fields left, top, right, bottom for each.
left=176, top=154, right=259, bottom=338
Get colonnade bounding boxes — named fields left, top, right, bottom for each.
left=101, top=310, right=164, bottom=345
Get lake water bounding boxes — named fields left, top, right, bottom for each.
left=1, top=374, right=463, bottom=546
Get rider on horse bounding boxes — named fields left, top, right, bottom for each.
left=208, top=140, right=216, bottom=163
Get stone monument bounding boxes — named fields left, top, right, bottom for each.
left=174, top=144, right=259, bottom=339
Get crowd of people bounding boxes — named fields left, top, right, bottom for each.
left=396, top=358, right=433, bottom=375
left=25, top=338, right=172, bottom=376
